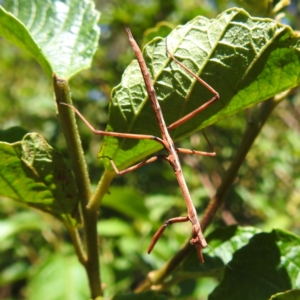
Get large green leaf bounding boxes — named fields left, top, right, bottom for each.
left=101, top=186, right=149, bottom=220
left=27, top=252, right=89, bottom=300
left=209, top=229, right=300, bottom=300
left=0, top=132, right=79, bottom=224
left=179, top=226, right=262, bottom=274
left=0, top=0, right=100, bottom=79
left=100, top=8, right=300, bottom=170
left=160, top=226, right=261, bottom=286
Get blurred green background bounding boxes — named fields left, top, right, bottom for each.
left=0, top=0, right=300, bottom=299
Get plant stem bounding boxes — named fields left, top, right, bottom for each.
left=84, top=208, right=102, bottom=298
left=88, top=169, right=115, bottom=210
left=53, top=75, right=91, bottom=205
left=134, top=92, right=289, bottom=292
left=66, top=225, right=87, bottom=265
left=53, top=74, right=102, bottom=298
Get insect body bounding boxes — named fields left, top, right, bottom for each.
left=61, top=28, right=219, bottom=262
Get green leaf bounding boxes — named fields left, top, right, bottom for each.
left=0, top=0, right=100, bottom=79
left=208, top=229, right=300, bottom=300
left=173, top=226, right=261, bottom=277
left=0, top=261, right=29, bottom=285
left=0, top=132, right=79, bottom=224
left=0, top=211, right=47, bottom=244
left=112, top=291, right=168, bottom=300
left=270, top=290, right=300, bottom=300
left=27, top=252, right=89, bottom=300
left=0, top=212, right=48, bottom=284
left=97, top=218, right=134, bottom=237
left=101, top=187, right=149, bottom=220
left=100, top=8, right=300, bottom=170
left=204, top=226, right=262, bottom=264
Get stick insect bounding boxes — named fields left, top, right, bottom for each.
left=61, top=28, right=219, bottom=262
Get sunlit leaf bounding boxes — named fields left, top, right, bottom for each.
left=0, top=0, right=100, bottom=78
left=100, top=8, right=300, bottom=171
left=174, top=226, right=261, bottom=276
left=27, top=252, right=89, bottom=300
left=97, top=218, right=133, bottom=236
left=209, top=229, right=300, bottom=300
left=0, top=211, right=47, bottom=244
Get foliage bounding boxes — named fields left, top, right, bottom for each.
left=0, top=0, right=300, bottom=299
left=0, top=0, right=99, bottom=79
left=0, top=132, right=79, bottom=223
left=102, top=9, right=300, bottom=170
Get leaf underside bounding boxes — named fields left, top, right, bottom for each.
left=100, top=8, right=300, bottom=170
left=0, top=133, right=79, bottom=225
left=0, top=0, right=100, bottom=79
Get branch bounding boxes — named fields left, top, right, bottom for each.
left=53, top=74, right=102, bottom=298
left=66, top=224, right=87, bottom=265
